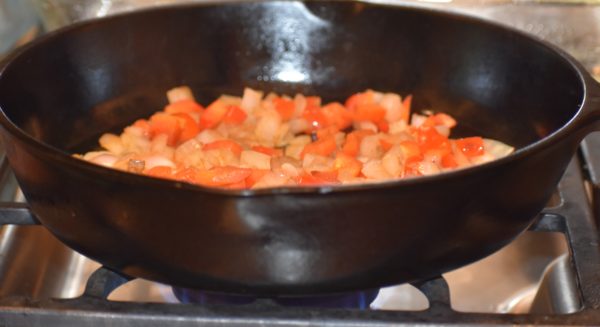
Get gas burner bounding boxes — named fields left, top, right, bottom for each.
left=172, top=287, right=379, bottom=309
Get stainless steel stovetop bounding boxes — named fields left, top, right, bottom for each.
left=1, top=1, right=600, bottom=325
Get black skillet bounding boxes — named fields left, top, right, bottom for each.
left=0, top=1, right=597, bottom=295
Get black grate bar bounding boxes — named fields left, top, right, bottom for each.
left=0, top=202, right=38, bottom=225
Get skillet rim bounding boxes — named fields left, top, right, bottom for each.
left=0, top=0, right=590, bottom=197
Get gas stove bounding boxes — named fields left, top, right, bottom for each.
left=1, top=1, right=600, bottom=326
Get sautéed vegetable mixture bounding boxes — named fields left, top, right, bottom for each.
left=78, top=86, right=514, bottom=189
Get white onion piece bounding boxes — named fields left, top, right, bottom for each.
left=483, top=139, right=515, bottom=159
left=241, top=87, right=263, bottom=113
left=470, top=153, right=496, bottom=165
left=280, top=163, right=300, bottom=178
left=360, top=135, right=383, bottom=159
left=195, top=129, right=225, bottom=144
left=411, top=114, right=427, bottom=127
left=144, top=155, right=176, bottom=170
left=241, top=150, right=271, bottom=170
left=417, top=161, right=441, bottom=176
left=175, top=139, right=205, bottom=168
left=285, top=143, right=305, bottom=160
left=255, top=111, right=281, bottom=145
left=271, top=156, right=301, bottom=174
left=382, top=146, right=405, bottom=177
left=353, top=121, right=378, bottom=133
left=362, top=160, right=391, bottom=179
left=293, top=93, right=307, bottom=117
left=91, top=154, right=118, bottom=167
left=99, top=133, right=124, bottom=155
left=434, top=125, right=450, bottom=137
left=303, top=154, right=335, bottom=172
left=288, top=118, right=309, bottom=134
left=380, top=93, right=403, bottom=123
left=150, top=134, right=169, bottom=153
left=167, top=86, right=195, bottom=103
left=389, top=120, right=408, bottom=134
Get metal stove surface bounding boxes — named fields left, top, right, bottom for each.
left=2, top=1, right=600, bottom=325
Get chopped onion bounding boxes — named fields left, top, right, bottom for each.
left=241, top=150, right=271, bottom=170
left=195, top=129, right=225, bottom=144
left=167, top=86, right=195, bottom=103
left=382, top=146, right=405, bottom=177
left=144, top=155, right=176, bottom=170
left=85, top=152, right=118, bottom=167
left=417, top=161, right=441, bottom=176
left=483, top=139, right=515, bottom=159
left=360, top=135, right=383, bottom=159
left=362, top=160, right=391, bottom=179
left=303, top=154, right=334, bottom=173
left=255, top=111, right=282, bottom=145
left=380, top=93, right=403, bottom=123
left=411, top=113, right=427, bottom=127
left=99, top=133, right=124, bottom=155
left=241, top=87, right=263, bottom=113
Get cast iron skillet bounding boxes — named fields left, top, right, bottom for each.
left=0, top=1, right=598, bottom=295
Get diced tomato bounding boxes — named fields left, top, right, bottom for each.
left=174, top=167, right=205, bottom=184
left=316, top=126, right=339, bottom=140
left=176, top=166, right=251, bottom=186
left=342, top=132, right=360, bottom=157
left=377, top=120, right=389, bottom=133
left=423, top=113, right=457, bottom=128
left=202, top=140, right=244, bottom=156
left=416, top=127, right=449, bottom=152
left=345, top=91, right=375, bottom=111
left=399, top=141, right=423, bottom=163
left=379, top=139, right=393, bottom=152
left=251, top=145, right=283, bottom=157
left=173, top=113, right=200, bottom=143
left=404, top=163, right=423, bottom=177
left=455, top=137, right=484, bottom=157
left=335, top=153, right=363, bottom=178
left=321, top=102, right=353, bottom=130
left=301, top=135, right=337, bottom=158
left=149, top=113, right=181, bottom=146
left=297, top=172, right=337, bottom=186
left=354, top=104, right=386, bottom=123
left=145, top=166, right=174, bottom=179
left=245, top=169, right=270, bottom=188
left=209, top=167, right=252, bottom=186
left=306, top=96, right=321, bottom=108
left=342, top=130, right=375, bottom=157
left=165, top=99, right=204, bottom=114
left=302, top=103, right=326, bottom=130
left=312, top=170, right=339, bottom=183
left=223, top=105, right=247, bottom=124
left=441, top=153, right=458, bottom=168
left=200, top=99, right=229, bottom=129
left=224, top=180, right=248, bottom=189
left=273, top=97, right=295, bottom=120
